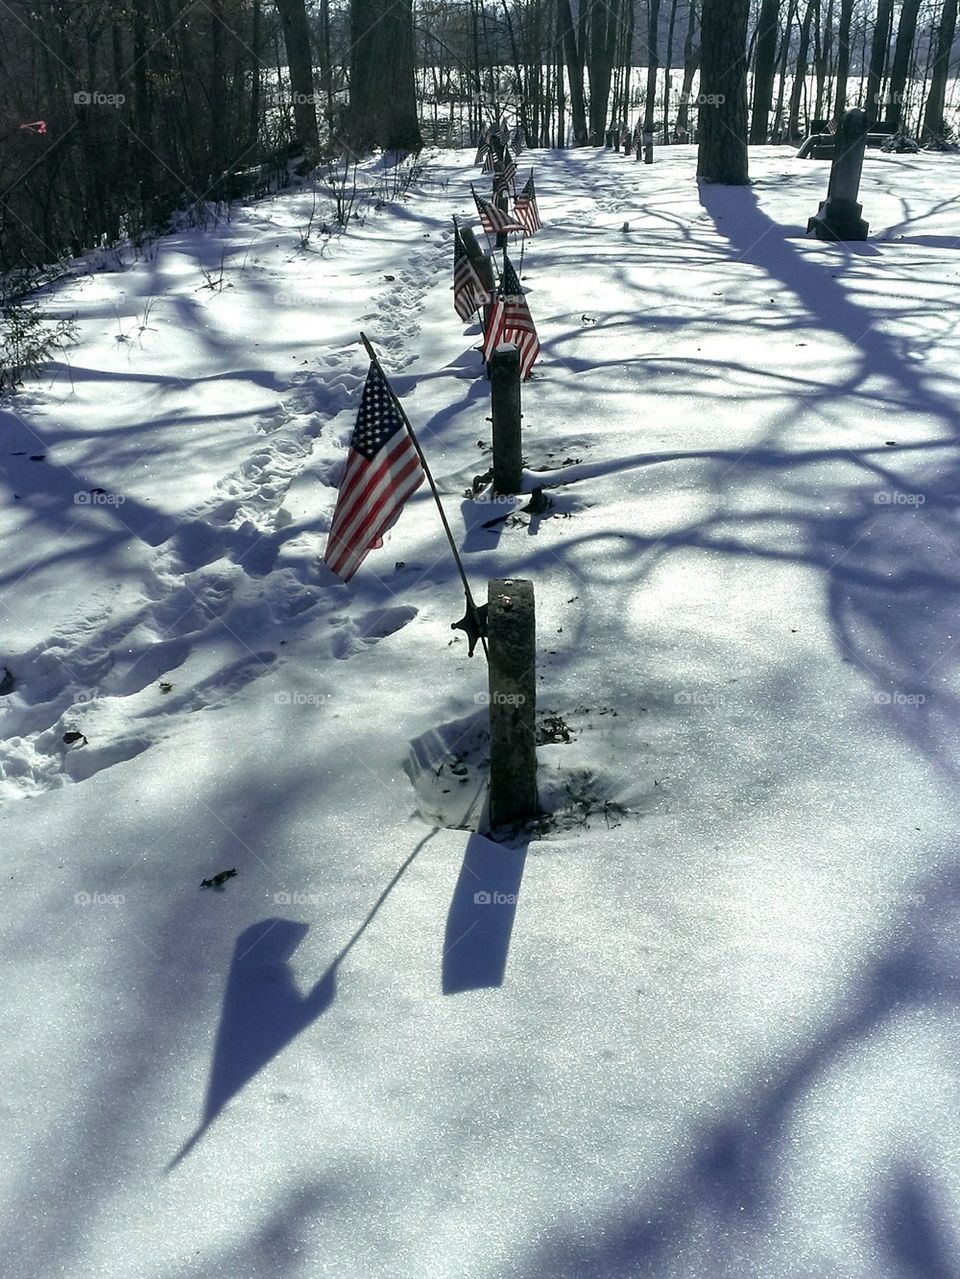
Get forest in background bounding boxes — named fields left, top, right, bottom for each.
left=0, top=0, right=958, bottom=273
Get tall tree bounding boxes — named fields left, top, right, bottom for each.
left=275, top=0, right=320, bottom=158
left=587, top=0, right=621, bottom=144
left=696, top=0, right=750, bottom=183
left=788, top=0, right=816, bottom=137
left=642, top=0, right=661, bottom=160
left=922, top=0, right=959, bottom=139
left=676, top=1, right=700, bottom=139
left=865, top=0, right=894, bottom=123
left=749, top=0, right=781, bottom=143
left=883, top=0, right=922, bottom=131
left=556, top=0, right=588, bottom=144
left=348, top=0, right=422, bottom=150
left=813, top=0, right=833, bottom=121
left=663, top=0, right=681, bottom=142
left=832, top=0, right=853, bottom=122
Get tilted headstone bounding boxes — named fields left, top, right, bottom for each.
left=807, top=108, right=870, bottom=241
left=459, top=225, right=495, bottom=330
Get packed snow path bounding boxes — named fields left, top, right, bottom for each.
left=2, top=146, right=960, bottom=1277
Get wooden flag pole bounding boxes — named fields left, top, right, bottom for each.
left=359, top=332, right=488, bottom=661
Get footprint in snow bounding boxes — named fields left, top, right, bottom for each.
left=328, top=606, right=418, bottom=660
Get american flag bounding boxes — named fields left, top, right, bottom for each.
left=510, top=125, right=526, bottom=155
left=495, top=146, right=518, bottom=190
left=513, top=171, right=541, bottom=235
left=481, top=256, right=540, bottom=380
left=323, top=362, right=425, bottom=581
left=492, top=166, right=512, bottom=201
left=472, top=186, right=525, bottom=237
left=474, top=125, right=491, bottom=168
left=453, top=223, right=488, bottom=320
left=483, top=126, right=504, bottom=172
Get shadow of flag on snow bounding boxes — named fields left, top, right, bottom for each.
left=443, top=834, right=527, bottom=994
left=168, top=918, right=335, bottom=1169
left=169, top=833, right=436, bottom=1170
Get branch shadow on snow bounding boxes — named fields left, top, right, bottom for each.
left=522, top=867, right=960, bottom=1276
left=498, top=175, right=960, bottom=1277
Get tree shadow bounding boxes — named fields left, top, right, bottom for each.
left=523, top=867, right=960, bottom=1276
left=879, top=1164, right=959, bottom=1279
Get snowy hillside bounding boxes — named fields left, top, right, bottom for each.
left=3, top=143, right=960, bottom=1277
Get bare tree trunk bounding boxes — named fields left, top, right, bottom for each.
left=556, top=0, right=588, bottom=143
left=642, top=0, right=661, bottom=159
left=788, top=0, right=815, bottom=137
left=865, top=0, right=894, bottom=123
left=275, top=0, right=320, bottom=158
left=676, top=1, right=699, bottom=138
left=814, top=0, right=831, bottom=122
left=922, top=0, right=959, bottom=139
left=588, top=0, right=620, bottom=143
left=812, top=0, right=828, bottom=120
left=348, top=0, right=422, bottom=151
left=883, top=0, right=921, bottom=131
left=749, top=0, right=781, bottom=143
left=663, top=0, right=680, bottom=141
left=772, top=0, right=798, bottom=136
left=696, top=0, right=750, bottom=183
left=832, top=0, right=853, bottom=123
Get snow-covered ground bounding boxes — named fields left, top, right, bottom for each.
left=3, top=142, right=960, bottom=1277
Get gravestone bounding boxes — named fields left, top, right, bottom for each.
left=807, top=108, right=870, bottom=241
left=460, top=225, right=495, bottom=330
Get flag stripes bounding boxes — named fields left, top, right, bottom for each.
left=323, top=363, right=425, bottom=581
left=482, top=256, right=540, bottom=380
left=453, top=223, right=489, bottom=320
left=513, top=172, right=541, bottom=235
left=472, top=186, right=525, bottom=237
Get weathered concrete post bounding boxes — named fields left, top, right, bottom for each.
left=460, top=225, right=495, bottom=330
left=488, top=345, right=522, bottom=494
left=807, top=108, right=870, bottom=241
left=487, top=579, right=537, bottom=826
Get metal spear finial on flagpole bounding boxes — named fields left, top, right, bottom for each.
left=359, top=332, right=488, bottom=660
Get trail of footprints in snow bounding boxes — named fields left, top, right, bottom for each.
left=0, top=232, right=452, bottom=802
left=360, top=227, right=452, bottom=368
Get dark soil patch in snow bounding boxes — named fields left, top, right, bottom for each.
left=405, top=706, right=632, bottom=838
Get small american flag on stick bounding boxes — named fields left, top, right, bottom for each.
left=494, top=147, right=518, bottom=191
left=323, top=362, right=425, bottom=581
left=474, top=126, right=491, bottom=167
left=472, top=186, right=525, bottom=238
left=510, top=125, right=526, bottom=155
left=482, top=256, right=540, bottom=380
left=513, top=171, right=541, bottom=235
left=453, top=222, right=488, bottom=320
